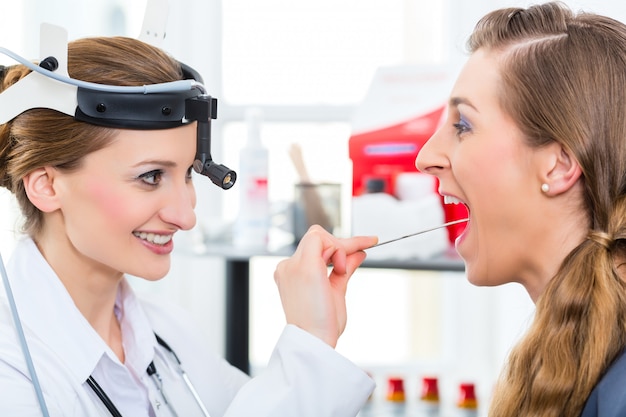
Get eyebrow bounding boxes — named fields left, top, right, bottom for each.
left=131, top=160, right=178, bottom=168
left=450, top=97, right=479, bottom=112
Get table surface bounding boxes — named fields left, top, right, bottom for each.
left=196, top=243, right=465, bottom=271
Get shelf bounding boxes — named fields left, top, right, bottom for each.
left=361, top=249, right=464, bottom=272
left=197, top=243, right=465, bottom=272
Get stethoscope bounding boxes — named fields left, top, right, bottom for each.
left=0, top=252, right=211, bottom=417
left=86, top=333, right=212, bottom=417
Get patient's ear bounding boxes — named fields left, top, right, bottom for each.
left=541, top=143, right=582, bottom=196
left=22, top=167, right=60, bottom=212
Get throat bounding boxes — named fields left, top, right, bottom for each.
left=92, top=310, right=125, bottom=363
left=108, top=314, right=126, bottom=363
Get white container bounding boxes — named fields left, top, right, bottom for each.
left=351, top=192, right=448, bottom=260
left=233, top=108, right=270, bottom=249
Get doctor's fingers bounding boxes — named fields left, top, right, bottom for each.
left=290, top=225, right=344, bottom=270
left=296, top=226, right=377, bottom=268
left=276, top=226, right=376, bottom=284
left=329, top=250, right=368, bottom=285
left=298, top=225, right=378, bottom=255
left=324, top=233, right=376, bottom=277
left=332, top=233, right=378, bottom=255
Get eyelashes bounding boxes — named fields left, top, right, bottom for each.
left=452, top=114, right=472, bottom=136
left=137, top=166, right=194, bottom=187
left=137, top=169, right=163, bottom=186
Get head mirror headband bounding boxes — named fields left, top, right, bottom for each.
left=0, top=23, right=236, bottom=190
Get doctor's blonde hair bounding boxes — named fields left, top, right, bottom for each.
left=0, top=36, right=183, bottom=237
left=469, top=2, right=626, bottom=416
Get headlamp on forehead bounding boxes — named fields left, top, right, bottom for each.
left=0, top=23, right=236, bottom=190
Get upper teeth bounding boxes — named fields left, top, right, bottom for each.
left=133, top=232, right=173, bottom=245
left=444, top=195, right=462, bottom=205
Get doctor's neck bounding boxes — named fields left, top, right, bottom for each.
left=34, top=233, right=126, bottom=362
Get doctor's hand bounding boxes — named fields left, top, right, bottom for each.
left=274, top=225, right=378, bottom=348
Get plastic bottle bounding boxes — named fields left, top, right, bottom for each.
left=418, top=376, right=440, bottom=417
left=233, top=108, right=270, bottom=249
left=455, top=382, right=478, bottom=417
left=385, top=376, right=408, bottom=416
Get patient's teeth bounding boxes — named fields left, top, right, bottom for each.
left=444, top=195, right=462, bottom=205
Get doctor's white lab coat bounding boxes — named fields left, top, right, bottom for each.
left=0, top=238, right=374, bottom=416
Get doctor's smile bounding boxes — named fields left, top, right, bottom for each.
left=132, top=231, right=175, bottom=254
left=132, top=232, right=175, bottom=246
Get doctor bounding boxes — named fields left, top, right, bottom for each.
left=0, top=33, right=376, bottom=416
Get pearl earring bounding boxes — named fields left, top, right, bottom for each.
left=541, top=183, right=550, bottom=193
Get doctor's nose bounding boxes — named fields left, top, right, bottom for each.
left=415, top=128, right=449, bottom=176
left=161, top=182, right=197, bottom=231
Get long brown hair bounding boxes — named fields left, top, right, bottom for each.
left=468, top=2, right=626, bottom=415
left=0, top=36, right=183, bottom=236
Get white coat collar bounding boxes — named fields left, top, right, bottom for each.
left=6, top=237, right=158, bottom=387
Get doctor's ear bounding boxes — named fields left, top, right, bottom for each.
left=540, top=143, right=582, bottom=196
left=22, top=167, right=61, bottom=213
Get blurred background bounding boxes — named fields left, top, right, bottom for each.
left=2, top=1, right=626, bottom=415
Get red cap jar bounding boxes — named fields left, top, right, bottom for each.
left=457, top=382, right=478, bottom=409
left=421, top=377, right=440, bottom=403
left=386, top=377, right=406, bottom=402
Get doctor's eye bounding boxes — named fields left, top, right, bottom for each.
left=138, top=169, right=164, bottom=186
left=452, top=115, right=472, bottom=136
